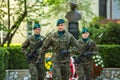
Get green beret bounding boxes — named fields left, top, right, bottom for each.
left=33, top=23, right=41, bottom=30
left=81, top=27, right=89, bottom=34
left=56, top=19, right=65, bottom=26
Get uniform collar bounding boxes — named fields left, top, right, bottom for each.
left=34, top=34, right=40, bottom=40
left=57, top=30, right=65, bottom=38
left=82, top=38, right=89, bottom=43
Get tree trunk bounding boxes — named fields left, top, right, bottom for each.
left=7, top=12, right=27, bottom=46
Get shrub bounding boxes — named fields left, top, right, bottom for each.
left=87, top=18, right=120, bottom=45
left=6, top=46, right=29, bottom=69
left=98, top=45, right=120, bottom=67
left=0, top=48, right=9, bottom=80
left=100, top=23, right=120, bottom=44
left=6, top=45, right=120, bottom=68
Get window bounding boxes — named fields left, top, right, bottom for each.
left=26, top=21, right=32, bottom=38
left=99, top=0, right=107, bottom=18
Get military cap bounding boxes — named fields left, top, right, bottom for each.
left=81, top=27, right=89, bottom=34
left=56, top=19, right=65, bottom=26
left=33, top=23, right=41, bottom=30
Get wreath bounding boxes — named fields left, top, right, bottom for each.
left=92, top=55, right=104, bottom=78
left=45, top=52, right=53, bottom=71
left=44, top=52, right=53, bottom=79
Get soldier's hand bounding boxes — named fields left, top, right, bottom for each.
left=84, top=52, right=93, bottom=57
left=36, top=58, right=43, bottom=64
left=74, top=57, right=81, bottom=64
left=59, top=50, right=70, bottom=56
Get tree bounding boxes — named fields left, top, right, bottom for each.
left=43, top=0, right=93, bottom=16
left=0, top=0, right=27, bottom=47
left=0, top=0, right=94, bottom=47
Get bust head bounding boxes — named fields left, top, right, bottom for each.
left=70, top=2, right=77, bottom=10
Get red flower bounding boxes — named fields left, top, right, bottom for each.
left=92, top=63, right=103, bottom=78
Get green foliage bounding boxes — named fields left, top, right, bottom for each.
left=1, top=0, right=94, bottom=46
left=84, top=21, right=104, bottom=44
left=43, top=0, right=65, bottom=5
left=0, top=24, right=7, bottom=31
left=6, top=46, right=28, bottom=69
left=4, top=43, right=22, bottom=47
left=77, top=0, right=94, bottom=18
left=98, top=45, right=120, bottom=68
left=86, top=16, right=120, bottom=45
left=0, top=0, right=27, bottom=47
left=91, top=16, right=105, bottom=23
left=5, top=45, right=120, bottom=69
left=87, top=25, right=102, bottom=39
left=0, top=45, right=120, bottom=80
left=100, top=23, right=120, bottom=44
left=0, top=48, right=9, bottom=80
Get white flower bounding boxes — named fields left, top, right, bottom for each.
left=96, top=64, right=98, bottom=66
left=97, top=59, right=100, bottom=61
left=101, top=65, right=104, bottom=67
left=100, top=60, right=103, bottom=63
left=99, top=56, right=101, bottom=58
left=98, top=62, right=101, bottom=65
left=95, top=60, right=97, bottom=62
left=93, top=56, right=95, bottom=59
left=96, top=55, right=99, bottom=58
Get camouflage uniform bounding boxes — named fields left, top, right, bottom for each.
left=39, top=30, right=79, bottom=80
left=22, top=35, right=45, bottom=80
left=77, top=38, right=99, bottom=80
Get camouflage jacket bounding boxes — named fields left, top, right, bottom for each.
left=39, top=30, right=79, bottom=62
left=21, top=35, right=44, bottom=57
left=78, top=38, right=99, bottom=62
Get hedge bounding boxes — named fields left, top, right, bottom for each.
left=98, top=45, right=120, bottom=68
left=99, top=23, right=120, bottom=44
left=0, top=45, right=120, bottom=79
left=5, top=45, right=120, bottom=68
left=0, top=48, right=9, bottom=80
left=6, top=47, right=29, bottom=69
left=88, top=21, right=120, bottom=45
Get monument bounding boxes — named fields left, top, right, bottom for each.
left=65, top=2, right=82, bottom=40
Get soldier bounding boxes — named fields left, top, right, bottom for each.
left=21, top=23, right=45, bottom=80
left=37, top=19, right=79, bottom=80
left=77, top=27, right=99, bottom=80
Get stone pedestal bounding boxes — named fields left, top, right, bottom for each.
left=96, top=68, right=120, bottom=80
left=5, top=68, right=120, bottom=80
left=68, top=22, right=79, bottom=40
left=6, top=69, right=30, bottom=80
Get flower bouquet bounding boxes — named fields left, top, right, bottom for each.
left=92, top=55, right=104, bottom=78
left=45, top=52, right=53, bottom=80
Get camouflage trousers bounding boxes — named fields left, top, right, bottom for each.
left=76, top=62, right=94, bottom=80
left=29, top=62, right=45, bottom=80
left=52, top=62, right=70, bottom=80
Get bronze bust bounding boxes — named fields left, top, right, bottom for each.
left=65, top=2, right=82, bottom=40
left=65, top=2, right=82, bottom=22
